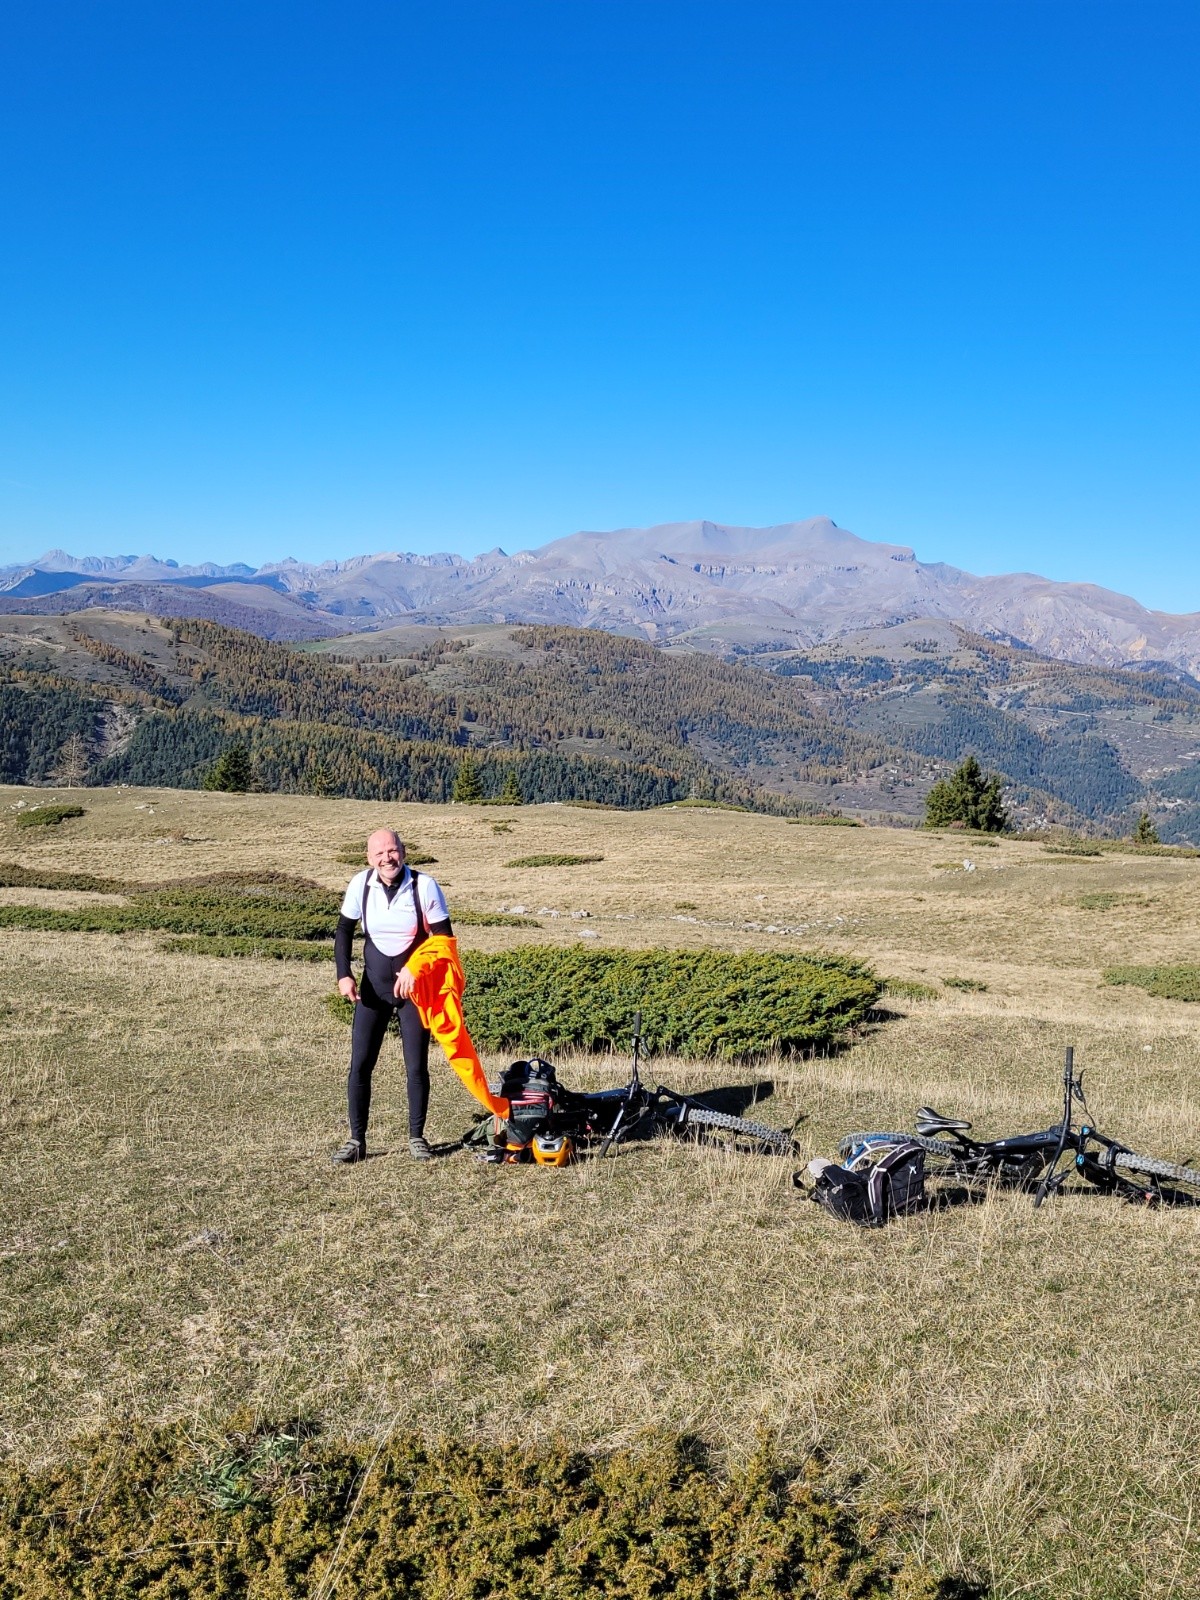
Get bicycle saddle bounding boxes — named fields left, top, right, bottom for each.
left=914, top=1106, right=972, bottom=1135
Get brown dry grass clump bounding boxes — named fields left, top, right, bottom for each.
left=2, top=783, right=1200, bottom=1598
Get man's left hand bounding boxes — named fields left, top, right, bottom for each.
left=393, top=967, right=416, bottom=1002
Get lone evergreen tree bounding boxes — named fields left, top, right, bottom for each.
left=451, top=753, right=484, bottom=803
left=498, top=768, right=524, bottom=805
left=308, top=758, right=334, bottom=797
left=203, top=740, right=253, bottom=793
left=923, top=755, right=1008, bottom=833
left=1133, top=811, right=1160, bottom=845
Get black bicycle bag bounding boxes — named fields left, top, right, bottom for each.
left=499, top=1057, right=561, bottom=1147
left=801, top=1143, right=927, bottom=1227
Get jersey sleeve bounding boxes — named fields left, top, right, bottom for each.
left=340, top=869, right=368, bottom=921
left=420, top=874, right=450, bottom=924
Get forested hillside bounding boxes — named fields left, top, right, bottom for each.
left=4, top=609, right=1200, bottom=832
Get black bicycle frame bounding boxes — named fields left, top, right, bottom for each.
left=920, top=1047, right=1147, bottom=1204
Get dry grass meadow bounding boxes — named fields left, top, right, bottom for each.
left=3, top=783, right=1200, bottom=1597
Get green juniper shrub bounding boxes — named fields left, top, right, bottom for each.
left=328, top=945, right=882, bottom=1061
left=661, top=797, right=750, bottom=812
left=0, top=1421, right=960, bottom=1600
left=334, top=843, right=437, bottom=866
left=160, top=936, right=335, bottom=961
left=883, top=978, right=941, bottom=1001
left=13, top=803, right=86, bottom=829
left=0, top=877, right=537, bottom=948
left=1103, top=965, right=1200, bottom=1002
left=504, top=853, right=604, bottom=868
left=0, top=861, right=126, bottom=892
left=448, top=908, right=541, bottom=928
left=1077, top=892, right=1150, bottom=911
left=942, top=976, right=988, bottom=993
left=1101, top=840, right=1200, bottom=859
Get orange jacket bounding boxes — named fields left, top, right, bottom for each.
left=404, top=935, right=509, bottom=1117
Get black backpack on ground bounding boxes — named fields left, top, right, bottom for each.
left=799, top=1143, right=927, bottom=1227
left=498, top=1057, right=562, bottom=1147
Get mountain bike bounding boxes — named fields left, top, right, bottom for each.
left=555, top=1012, right=795, bottom=1156
left=838, top=1048, right=1200, bottom=1206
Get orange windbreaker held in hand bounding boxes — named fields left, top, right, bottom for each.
left=403, top=935, right=509, bottom=1117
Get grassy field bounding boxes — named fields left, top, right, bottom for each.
left=2, top=784, right=1200, bottom=1597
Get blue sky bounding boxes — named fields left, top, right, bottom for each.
left=1, top=1, right=1197, bottom=608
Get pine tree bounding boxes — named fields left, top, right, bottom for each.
left=1133, top=811, right=1159, bottom=845
left=497, top=768, right=524, bottom=805
left=451, top=753, right=484, bottom=803
left=203, top=740, right=253, bottom=793
left=308, top=758, right=334, bottom=797
left=923, top=755, right=1008, bottom=833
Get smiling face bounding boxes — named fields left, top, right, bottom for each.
left=366, top=829, right=406, bottom=883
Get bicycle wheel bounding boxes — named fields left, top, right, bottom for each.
left=1112, top=1149, right=1200, bottom=1204
left=683, top=1104, right=792, bottom=1153
left=838, top=1130, right=961, bottom=1163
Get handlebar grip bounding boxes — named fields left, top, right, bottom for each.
left=633, top=1009, right=642, bottom=1037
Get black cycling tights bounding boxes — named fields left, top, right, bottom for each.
left=347, top=980, right=431, bottom=1143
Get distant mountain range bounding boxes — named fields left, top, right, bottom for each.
left=5, top=519, right=1200, bottom=676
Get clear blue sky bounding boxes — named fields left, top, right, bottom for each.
left=1, top=1, right=1197, bottom=609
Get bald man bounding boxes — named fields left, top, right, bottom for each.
left=331, top=829, right=453, bottom=1163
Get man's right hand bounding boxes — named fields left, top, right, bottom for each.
left=338, top=976, right=359, bottom=1005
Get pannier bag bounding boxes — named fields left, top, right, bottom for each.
left=800, top=1142, right=926, bottom=1227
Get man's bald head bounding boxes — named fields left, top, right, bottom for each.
left=366, top=830, right=405, bottom=883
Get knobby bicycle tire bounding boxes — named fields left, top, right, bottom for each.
left=1112, top=1150, right=1200, bottom=1189
left=838, top=1130, right=961, bottom=1162
left=683, top=1104, right=791, bottom=1150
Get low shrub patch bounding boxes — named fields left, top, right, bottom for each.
left=346, top=945, right=880, bottom=1060
left=786, top=815, right=862, bottom=826
left=943, top=976, right=988, bottom=993
left=450, top=908, right=541, bottom=928
left=13, top=803, right=86, bottom=828
left=334, top=841, right=437, bottom=866
left=0, top=877, right=537, bottom=949
left=0, top=878, right=340, bottom=941
left=1078, top=892, right=1151, bottom=911
left=883, top=978, right=940, bottom=1001
left=161, top=935, right=335, bottom=961
left=0, top=861, right=127, bottom=893
left=0, top=1420, right=956, bottom=1600
left=504, top=853, right=604, bottom=868
left=1103, top=965, right=1200, bottom=1002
